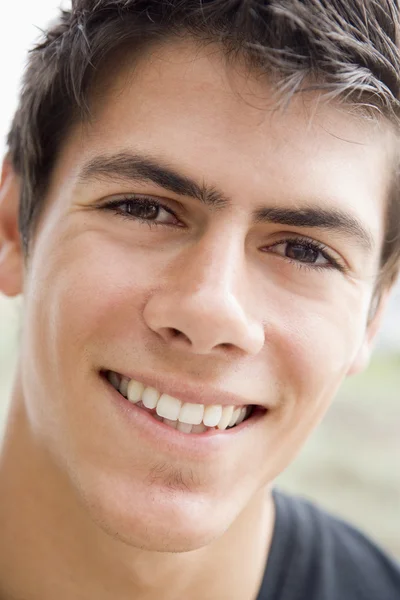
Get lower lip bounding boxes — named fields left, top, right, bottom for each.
left=100, top=373, right=266, bottom=459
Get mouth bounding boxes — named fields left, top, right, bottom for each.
left=101, top=370, right=265, bottom=436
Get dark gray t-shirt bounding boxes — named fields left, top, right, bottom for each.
left=256, top=489, right=400, bottom=600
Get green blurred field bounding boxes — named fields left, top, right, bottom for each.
left=1, top=293, right=399, bottom=558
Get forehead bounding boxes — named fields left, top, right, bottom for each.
left=59, top=39, right=394, bottom=241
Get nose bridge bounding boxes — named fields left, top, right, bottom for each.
left=144, top=231, right=265, bottom=356
left=181, top=232, right=242, bottom=299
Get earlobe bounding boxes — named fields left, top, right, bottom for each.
left=0, top=158, right=24, bottom=297
left=347, top=340, right=371, bottom=376
left=347, top=290, right=391, bottom=376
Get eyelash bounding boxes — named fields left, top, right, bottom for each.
left=101, top=197, right=346, bottom=273
left=268, top=237, right=345, bottom=273
left=102, top=196, right=181, bottom=227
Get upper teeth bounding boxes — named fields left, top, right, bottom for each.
left=107, top=371, right=250, bottom=430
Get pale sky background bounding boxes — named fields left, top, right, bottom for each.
left=0, top=0, right=399, bottom=349
left=0, top=1, right=71, bottom=156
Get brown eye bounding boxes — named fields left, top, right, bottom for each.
left=102, top=197, right=182, bottom=226
left=265, top=237, right=345, bottom=272
left=122, top=201, right=159, bottom=220
left=284, top=242, right=321, bottom=264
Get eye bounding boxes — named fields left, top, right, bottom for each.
left=101, top=197, right=183, bottom=227
left=266, top=237, right=345, bottom=272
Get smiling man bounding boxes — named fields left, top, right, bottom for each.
left=0, top=1, right=400, bottom=599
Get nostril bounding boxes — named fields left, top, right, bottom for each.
left=162, top=328, right=237, bottom=354
left=220, top=342, right=235, bottom=351
left=161, top=327, right=192, bottom=346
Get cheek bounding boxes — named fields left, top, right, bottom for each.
left=20, top=230, right=164, bottom=430
left=251, top=296, right=369, bottom=478
left=20, top=229, right=169, bottom=463
left=30, top=231, right=163, bottom=357
left=271, top=283, right=369, bottom=403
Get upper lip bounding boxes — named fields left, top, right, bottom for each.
left=107, top=368, right=267, bottom=409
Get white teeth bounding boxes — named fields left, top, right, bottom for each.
left=119, top=377, right=129, bottom=398
left=176, top=421, right=193, bottom=434
left=108, top=372, right=253, bottom=432
left=156, top=394, right=182, bottom=421
left=179, top=402, right=204, bottom=425
left=217, top=405, right=234, bottom=430
left=203, top=404, right=223, bottom=427
left=142, top=386, right=160, bottom=410
left=192, top=423, right=207, bottom=434
left=163, top=418, right=177, bottom=429
left=228, top=407, right=241, bottom=427
left=127, top=379, right=144, bottom=404
left=235, top=407, right=248, bottom=425
left=164, top=419, right=201, bottom=434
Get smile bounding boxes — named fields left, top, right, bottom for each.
left=104, top=370, right=257, bottom=435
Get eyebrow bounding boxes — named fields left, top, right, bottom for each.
left=79, top=152, right=229, bottom=209
left=253, top=206, right=374, bottom=251
left=78, top=151, right=374, bottom=252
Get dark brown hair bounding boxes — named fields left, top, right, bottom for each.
left=7, top=0, right=400, bottom=288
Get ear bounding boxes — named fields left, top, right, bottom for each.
left=0, top=157, right=24, bottom=297
left=347, top=289, right=391, bottom=376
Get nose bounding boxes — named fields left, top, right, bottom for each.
left=143, top=235, right=265, bottom=356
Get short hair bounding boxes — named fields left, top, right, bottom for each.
left=7, top=0, right=400, bottom=289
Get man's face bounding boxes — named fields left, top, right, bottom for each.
left=14, top=40, right=391, bottom=551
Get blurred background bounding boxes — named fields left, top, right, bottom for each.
left=1, top=0, right=399, bottom=560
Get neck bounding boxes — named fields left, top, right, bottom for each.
left=0, top=387, right=275, bottom=600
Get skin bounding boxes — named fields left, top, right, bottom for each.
left=0, top=39, right=395, bottom=599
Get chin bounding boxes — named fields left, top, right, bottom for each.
left=74, top=469, right=236, bottom=553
